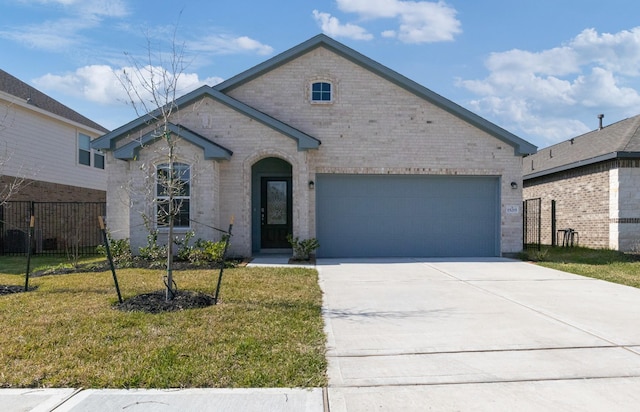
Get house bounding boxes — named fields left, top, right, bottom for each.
left=523, top=114, right=640, bottom=251
left=1, top=69, right=108, bottom=255
left=0, top=69, right=108, bottom=203
left=92, top=34, right=536, bottom=258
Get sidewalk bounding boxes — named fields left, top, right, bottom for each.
left=2, top=388, right=324, bottom=412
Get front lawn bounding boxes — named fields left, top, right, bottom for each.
left=520, top=246, right=640, bottom=288
left=0, top=261, right=327, bottom=388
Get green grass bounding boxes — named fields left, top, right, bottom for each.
left=0, top=260, right=326, bottom=388
left=0, top=255, right=105, bottom=275
left=519, top=246, right=640, bottom=288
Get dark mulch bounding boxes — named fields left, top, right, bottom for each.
left=115, top=290, right=216, bottom=313
left=288, top=256, right=316, bottom=265
left=0, top=285, right=36, bottom=295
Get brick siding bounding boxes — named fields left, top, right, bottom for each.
left=524, top=159, right=640, bottom=250
left=107, top=46, right=526, bottom=257
left=1, top=176, right=105, bottom=203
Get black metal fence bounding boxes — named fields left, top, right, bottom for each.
left=0, top=201, right=106, bottom=256
left=523, top=198, right=541, bottom=250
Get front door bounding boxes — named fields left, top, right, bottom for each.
left=261, top=177, right=292, bottom=249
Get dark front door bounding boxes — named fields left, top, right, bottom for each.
left=261, top=177, right=292, bottom=249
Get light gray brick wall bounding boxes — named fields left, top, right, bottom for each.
left=106, top=46, right=526, bottom=256
left=612, top=167, right=640, bottom=251
left=226, top=47, right=524, bottom=255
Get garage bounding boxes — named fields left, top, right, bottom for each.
left=315, top=174, right=500, bottom=258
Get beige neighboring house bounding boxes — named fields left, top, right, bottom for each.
left=0, top=69, right=108, bottom=203
left=93, top=34, right=536, bottom=258
left=523, top=114, right=640, bottom=251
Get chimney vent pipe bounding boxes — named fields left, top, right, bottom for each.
left=598, top=114, right=604, bottom=130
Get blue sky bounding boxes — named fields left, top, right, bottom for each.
left=1, top=0, right=640, bottom=149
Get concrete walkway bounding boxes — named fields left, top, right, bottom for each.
left=317, top=258, right=640, bottom=411
left=6, top=257, right=640, bottom=411
left=2, top=388, right=323, bottom=411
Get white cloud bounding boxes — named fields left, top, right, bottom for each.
left=1, top=0, right=129, bottom=51
left=188, top=34, right=274, bottom=55
left=20, top=0, right=129, bottom=18
left=0, top=18, right=90, bottom=50
left=32, top=65, right=222, bottom=106
left=335, top=0, right=461, bottom=43
left=458, top=27, right=640, bottom=145
left=312, top=10, right=373, bottom=41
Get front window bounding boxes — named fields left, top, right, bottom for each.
left=311, top=82, right=332, bottom=102
left=156, top=163, right=190, bottom=228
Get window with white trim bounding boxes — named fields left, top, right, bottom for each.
left=78, top=133, right=104, bottom=169
left=156, top=163, right=191, bottom=228
left=311, top=81, right=332, bottom=102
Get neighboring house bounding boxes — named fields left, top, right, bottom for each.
left=523, top=114, right=640, bottom=251
left=0, top=69, right=108, bottom=203
left=93, top=34, right=536, bottom=258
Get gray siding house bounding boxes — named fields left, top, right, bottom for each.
left=0, top=69, right=108, bottom=203
left=93, top=34, right=536, bottom=258
left=523, top=114, right=640, bottom=251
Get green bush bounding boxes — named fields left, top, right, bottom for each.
left=287, top=234, right=320, bottom=261
left=195, top=237, right=228, bottom=262
left=96, top=234, right=133, bottom=267
left=138, top=230, right=167, bottom=268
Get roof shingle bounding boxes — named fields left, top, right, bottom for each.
left=523, top=114, right=640, bottom=179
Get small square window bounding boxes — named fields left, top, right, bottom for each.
left=311, top=82, right=331, bottom=102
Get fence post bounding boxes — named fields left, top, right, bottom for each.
left=551, top=200, right=557, bottom=247
left=24, top=215, right=34, bottom=292
left=99, top=216, right=123, bottom=303
left=213, top=216, right=234, bottom=305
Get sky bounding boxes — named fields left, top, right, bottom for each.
left=2, top=0, right=640, bottom=149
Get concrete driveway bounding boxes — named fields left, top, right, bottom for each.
left=317, top=258, right=640, bottom=411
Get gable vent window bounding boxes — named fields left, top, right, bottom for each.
left=311, top=82, right=332, bottom=102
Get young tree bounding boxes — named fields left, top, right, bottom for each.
left=116, top=23, right=190, bottom=301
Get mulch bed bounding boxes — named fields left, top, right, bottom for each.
left=0, top=285, right=36, bottom=295
left=115, top=289, right=216, bottom=313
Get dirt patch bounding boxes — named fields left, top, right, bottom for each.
left=115, top=289, right=215, bottom=313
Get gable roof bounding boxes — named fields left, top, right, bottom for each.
left=113, top=122, right=232, bottom=160
left=92, top=86, right=320, bottom=152
left=0, top=69, right=108, bottom=133
left=215, top=34, right=536, bottom=156
left=523, top=114, right=640, bottom=180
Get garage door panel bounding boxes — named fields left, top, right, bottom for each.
left=316, top=174, right=499, bottom=258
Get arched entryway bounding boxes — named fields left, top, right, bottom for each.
left=251, top=157, right=293, bottom=253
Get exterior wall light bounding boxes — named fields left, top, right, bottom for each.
left=511, top=181, right=518, bottom=189
left=309, top=180, right=315, bottom=190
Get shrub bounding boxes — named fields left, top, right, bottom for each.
left=196, top=237, right=228, bottom=262
left=138, top=230, right=167, bottom=268
left=287, top=234, right=320, bottom=261
left=96, top=234, right=133, bottom=267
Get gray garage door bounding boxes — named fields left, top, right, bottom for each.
left=315, top=174, right=500, bottom=258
